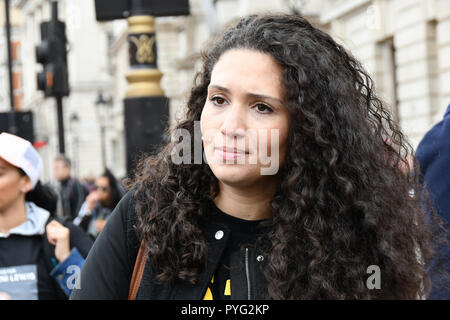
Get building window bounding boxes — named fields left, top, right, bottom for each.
left=111, top=139, right=119, bottom=171
left=376, top=37, right=399, bottom=123
left=426, top=20, right=439, bottom=118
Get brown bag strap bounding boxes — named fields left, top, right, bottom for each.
left=128, top=240, right=149, bottom=300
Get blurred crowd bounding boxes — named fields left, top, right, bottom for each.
left=51, top=155, right=125, bottom=239
left=30, top=154, right=125, bottom=240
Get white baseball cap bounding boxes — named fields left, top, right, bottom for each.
left=0, top=132, right=42, bottom=189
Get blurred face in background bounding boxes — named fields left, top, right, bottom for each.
left=95, top=176, right=111, bottom=207
left=0, top=158, right=31, bottom=212
left=53, top=159, right=71, bottom=182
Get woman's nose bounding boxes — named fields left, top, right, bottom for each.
left=219, top=103, right=247, bottom=138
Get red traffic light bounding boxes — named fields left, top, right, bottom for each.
left=46, top=71, right=54, bottom=88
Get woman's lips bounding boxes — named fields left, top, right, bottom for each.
left=214, top=147, right=249, bottom=160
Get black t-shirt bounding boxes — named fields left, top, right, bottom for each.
left=60, top=178, right=89, bottom=220
left=0, top=235, right=57, bottom=299
left=203, top=201, right=266, bottom=300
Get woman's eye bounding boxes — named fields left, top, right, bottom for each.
left=254, top=103, right=273, bottom=114
left=211, top=96, right=227, bottom=106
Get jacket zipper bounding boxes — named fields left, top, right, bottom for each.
left=245, top=247, right=251, bottom=300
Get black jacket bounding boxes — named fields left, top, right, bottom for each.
left=416, top=104, right=450, bottom=299
left=70, top=191, right=268, bottom=300
left=59, top=178, right=89, bottom=220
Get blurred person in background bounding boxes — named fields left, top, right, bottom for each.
left=53, top=155, right=89, bottom=221
left=0, top=133, right=93, bottom=300
left=81, top=173, right=97, bottom=193
left=416, top=103, right=450, bottom=299
left=74, top=169, right=123, bottom=240
left=25, top=180, right=59, bottom=217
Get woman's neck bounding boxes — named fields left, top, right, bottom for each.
left=213, top=179, right=278, bottom=221
left=0, top=198, right=27, bottom=234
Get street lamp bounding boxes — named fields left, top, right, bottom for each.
left=69, top=113, right=80, bottom=176
left=95, top=90, right=113, bottom=170
left=285, top=0, right=308, bottom=15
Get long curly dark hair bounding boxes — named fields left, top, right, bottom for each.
left=126, top=14, right=448, bottom=299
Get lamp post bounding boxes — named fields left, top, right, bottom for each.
left=286, top=0, right=308, bottom=14
left=95, top=91, right=113, bottom=170
left=94, top=0, right=190, bottom=175
left=69, top=112, right=80, bottom=177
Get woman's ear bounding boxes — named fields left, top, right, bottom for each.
left=20, top=176, right=33, bottom=193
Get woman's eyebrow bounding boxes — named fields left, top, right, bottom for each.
left=248, top=93, right=283, bottom=105
left=208, top=84, right=230, bottom=93
left=208, top=84, right=283, bottom=105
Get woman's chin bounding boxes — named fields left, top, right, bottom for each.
left=211, top=165, right=258, bottom=186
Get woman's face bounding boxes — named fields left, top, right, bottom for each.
left=0, top=158, right=31, bottom=211
left=95, top=176, right=111, bottom=205
left=200, top=49, right=290, bottom=188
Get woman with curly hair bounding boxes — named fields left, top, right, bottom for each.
left=71, top=13, right=448, bottom=300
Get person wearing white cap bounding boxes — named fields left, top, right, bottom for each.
left=0, top=132, right=93, bottom=300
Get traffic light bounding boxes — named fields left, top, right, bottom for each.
left=35, top=1, right=69, bottom=154
left=36, top=16, right=69, bottom=97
